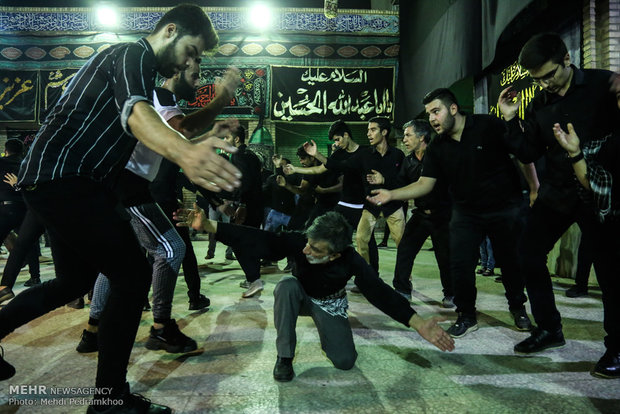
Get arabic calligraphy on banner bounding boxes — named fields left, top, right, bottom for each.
left=271, top=66, right=394, bottom=122
left=180, top=67, right=268, bottom=117
left=39, top=69, right=79, bottom=123
left=488, top=61, right=541, bottom=120
left=0, top=70, right=37, bottom=122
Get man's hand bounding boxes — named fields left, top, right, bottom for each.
left=232, top=205, right=247, bottom=224
left=303, top=140, right=318, bottom=157
left=179, top=136, right=242, bottom=192
left=529, top=190, right=538, bottom=208
left=208, top=118, right=240, bottom=139
left=497, top=86, right=521, bottom=121
left=3, top=172, right=17, bottom=187
left=173, top=204, right=217, bottom=233
left=366, top=189, right=392, bottom=206
left=553, top=122, right=581, bottom=156
left=218, top=201, right=235, bottom=217
left=366, top=169, right=384, bottom=185
left=276, top=175, right=287, bottom=187
left=215, top=66, right=241, bottom=103
left=283, top=164, right=296, bottom=175
left=272, top=154, right=283, bottom=167
left=409, top=314, right=455, bottom=352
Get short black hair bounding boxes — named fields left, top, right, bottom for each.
left=306, top=212, right=352, bottom=253
left=402, top=119, right=431, bottom=142
left=153, top=4, right=219, bottom=53
left=368, top=116, right=391, bottom=137
left=233, top=125, right=246, bottom=144
left=5, top=138, right=24, bottom=156
left=519, top=32, right=568, bottom=69
left=296, top=145, right=311, bottom=159
left=328, top=120, right=352, bottom=141
left=422, top=88, right=459, bottom=110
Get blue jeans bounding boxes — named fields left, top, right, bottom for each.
left=264, top=209, right=291, bottom=232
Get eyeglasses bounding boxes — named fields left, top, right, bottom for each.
left=531, top=64, right=561, bottom=86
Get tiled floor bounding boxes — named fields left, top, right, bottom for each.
left=0, top=237, right=618, bottom=414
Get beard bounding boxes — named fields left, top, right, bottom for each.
left=305, top=254, right=331, bottom=265
left=158, top=39, right=180, bottom=78
left=440, top=113, right=456, bottom=134
left=175, top=74, right=196, bottom=101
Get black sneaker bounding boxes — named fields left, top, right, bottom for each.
left=510, top=308, right=533, bottom=331
left=67, top=297, right=85, bottom=309
left=24, top=277, right=41, bottom=287
left=591, top=350, right=620, bottom=379
left=0, top=287, right=15, bottom=305
left=76, top=329, right=98, bottom=353
left=514, top=327, right=565, bottom=354
left=145, top=319, right=198, bottom=353
left=447, top=314, right=478, bottom=338
left=225, top=252, right=236, bottom=261
left=86, top=392, right=171, bottom=413
left=0, top=345, right=16, bottom=381
left=189, top=294, right=210, bottom=311
left=565, top=286, right=588, bottom=298
left=273, top=356, right=294, bottom=382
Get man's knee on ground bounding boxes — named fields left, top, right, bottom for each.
left=329, top=353, right=357, bottom=370
left=273, top=276, right=300, bottom=298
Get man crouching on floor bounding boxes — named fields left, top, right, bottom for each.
left=175, top=208, right=455, bottom=381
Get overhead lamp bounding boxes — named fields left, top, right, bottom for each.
left=96, top=4, right=119, bottom=28
left=249, top=3, right=272, bottom=31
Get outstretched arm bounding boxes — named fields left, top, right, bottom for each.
left=367, top=176, right=436, bottom=206
left=409, top=314, right=455, bottom=352
left=283, top=163, right=328, bottom=176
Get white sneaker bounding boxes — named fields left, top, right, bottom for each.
left=242, top=279, right=264, bottom=298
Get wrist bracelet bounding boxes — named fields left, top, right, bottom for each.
left=569, top=152, right=584, bottom=163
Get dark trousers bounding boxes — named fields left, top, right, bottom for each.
left=521, top=201, right=619, bottom=351
left=0, top=178, right=151, bottom=398
left=273, top=276, right=357, bottom=369
left=333, top=204, right=379, bottom=272
left=450, top=203, right=527, bottom=317
left=574, top=229, right=595, bottom=290
left=0, top=208, right=41, bottom=286
left=393, top=209, right=452, bottom=297
left=160, top=200, right=201, bottom=301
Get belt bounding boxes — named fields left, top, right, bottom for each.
left=315, top=288, right=347, bottom=301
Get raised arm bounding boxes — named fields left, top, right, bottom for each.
left=552, top=123, right=589, bottom=189
left=367, top=176, right=437, bottom=206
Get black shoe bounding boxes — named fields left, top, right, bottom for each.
left=494, top=276, right=503, bottom=283
left=145, top=319, right=198, bottom=353
left=24, top=277, right=41, bottom=287
left=273, top=356, right=294, bottom=382
left=0, top=345, right=16, bottom=381
left=565, top=286, right=588, bottom=298
left=510, top=308, right=533, bottom=331
left=189, top=294, right=210, bottom=311
left=67, top=297, right=85, bottom=309
left=447, top=314, right=478, bottom=338
left=591, top=350, right=620, bottom=379
left=225, top=252, right=236, bottom=261
left=86, top=392, right=171, bottom=413
left=76, top=329, right=98, bottom=353
left=143, top=301, right=151, bottom=312
left=0, top=287, right=15, bottom=305
left=514, top=327, right=565, bottom=354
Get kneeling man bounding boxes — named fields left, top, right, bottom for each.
left=176, top=209, right=455, bottom=381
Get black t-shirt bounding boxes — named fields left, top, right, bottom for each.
left=325, top=145, right=405, bottom=217
left=303, top=170, right=340, bottom=209
left=423, top=114, right=522, bottom=212
left=399, top=152, right=450, bottom=212
left=329, top=147, right=366, bottom=205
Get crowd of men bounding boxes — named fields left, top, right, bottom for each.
left=0, top=4, right=618, bottom=413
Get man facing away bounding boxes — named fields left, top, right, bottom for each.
left=176, top=208, right=455, bottom=382
left=0, top=5, right=241, bottom=413
left=368, top=88, right=534, bottom=338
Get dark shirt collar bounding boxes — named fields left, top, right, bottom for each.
left=371, top=144, right=394, bottom=155
left=437, top=114, right=473, bottom=141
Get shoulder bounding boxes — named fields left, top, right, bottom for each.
left=154, top=87, right=177, bottom=107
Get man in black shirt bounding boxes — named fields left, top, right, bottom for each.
left=368, top=89, right=533, bottom=338
left=0, top=6, right=241, bottom=412
left=176, top=209, right=455, bottom=382
left=302, top=117, right=406, bottom=268
left=368, top=120, right=453, bottom=305
left=498, top=33, right=620, bottom=374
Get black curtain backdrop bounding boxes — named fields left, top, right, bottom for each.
left=396, top=0, right=532, bottom=123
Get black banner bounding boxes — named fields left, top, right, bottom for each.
left=180, top=67, right=268, bottom=117
left=488, top=60, right=541, bottom=120
left=271, top=66, right=394, bottom=122
left=39, top=68, right=80, bottom=123
left=0, top=70, right=38, bottom=122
